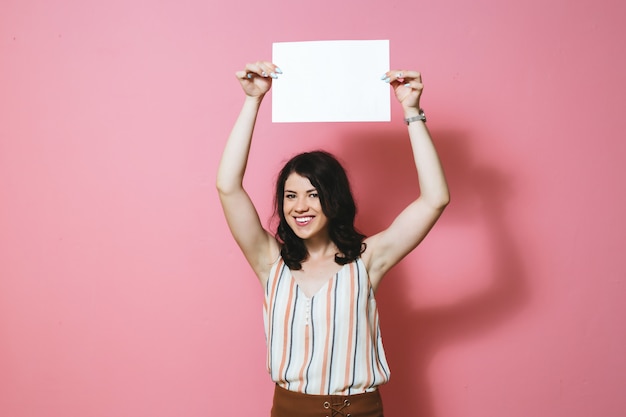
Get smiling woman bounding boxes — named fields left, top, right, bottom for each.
left=215, top=60, right=449, bottom=417
left=275, top=151, right=364, bottom=271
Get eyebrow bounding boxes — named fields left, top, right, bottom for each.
left=284, top=188, right=317, bottom=193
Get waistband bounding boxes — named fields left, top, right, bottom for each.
left=271, top=384, right=384, bottom=417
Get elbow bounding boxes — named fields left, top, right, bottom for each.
left=430, top=190, right=450, bottom=212
left=439, top=190, right=451, bottom=209
left=421, top=180, right=450, bottom=212
left=215, top=179, right=225, bottom=194
left=215, top=177, right=242, bottom=198
left=215, top=172, right=230, bottom=194
left=215, top=178, right=231, bottom=196
left=215, top=184, right=232, bottom=198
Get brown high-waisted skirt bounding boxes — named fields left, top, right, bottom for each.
left=271, top=384, right=384, bottom=417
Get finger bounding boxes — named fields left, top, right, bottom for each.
left=383, top=70, right=422, bottom=83
left=244, top=61, right=282, bottom=79
left=235, top=70, right=250, bottom=80
left=396, top=70, right=422, bottom=82
left=403, top=80, right=424, bottom=91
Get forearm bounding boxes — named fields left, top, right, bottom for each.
left=216, top=96, right=264, bottom=194
left=407, top=118, right=450, bottom=209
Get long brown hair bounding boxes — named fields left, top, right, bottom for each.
left=274, top=150, right=366, bottom=270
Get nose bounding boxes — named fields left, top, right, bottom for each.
left=294, top=196, right=308, bottom=212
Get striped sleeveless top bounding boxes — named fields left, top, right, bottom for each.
left=263, top=257, right=391, bottom=395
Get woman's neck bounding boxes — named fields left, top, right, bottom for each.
left=303, top=237, right=337, bottom=261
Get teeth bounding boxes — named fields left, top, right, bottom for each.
left=296, top=216, right=313, bottom=224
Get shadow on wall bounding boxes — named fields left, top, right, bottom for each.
left=339, top=127, right=529, bottom=417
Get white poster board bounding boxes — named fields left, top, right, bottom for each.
left=272, top=40, right=390, bottom=123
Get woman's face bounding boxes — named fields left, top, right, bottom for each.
left=282, top=173, right=329, bottom=241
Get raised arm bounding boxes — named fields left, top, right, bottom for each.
left=216, top=61, right=282, bottom=283
left=364, top=70, right=450, bottom=289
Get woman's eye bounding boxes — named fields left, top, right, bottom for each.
left=309, top=193, right=318, bottom=198
left=285, top=194, right=296, bottom=199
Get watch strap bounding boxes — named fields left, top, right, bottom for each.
left=405, top=109, right=427, bottom=124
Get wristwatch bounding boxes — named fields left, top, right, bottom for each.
left=405, top=109, right=426, bottom=124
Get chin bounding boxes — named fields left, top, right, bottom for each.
left=288, top=227, right=311, bottom=240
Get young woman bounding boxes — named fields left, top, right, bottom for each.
left=217, top=60, right=449, bottom=417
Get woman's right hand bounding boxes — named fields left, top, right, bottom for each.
left=235, top=61, right=282, bottom=99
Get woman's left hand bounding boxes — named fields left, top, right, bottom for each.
left=383, top=70, right=424, bottom=116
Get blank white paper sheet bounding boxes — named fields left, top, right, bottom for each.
left=272, top=40, right=390, bottom=123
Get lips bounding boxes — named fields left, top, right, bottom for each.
left=294, top=216, right=313, bottom=226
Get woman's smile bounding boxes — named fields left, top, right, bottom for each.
left=294, top=215, right=314, bottom=226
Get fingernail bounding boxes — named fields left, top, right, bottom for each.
left=262, top=71, right=267, bottom=77
left=404, top=83, right=411, bottom=88
left=270, top=72, right=278, bottom=79
left=275, top=67, right=283, bottom=74
left=380, top=74, right=388, bottom=80
left=246, top=73, right=252, bottom=79
left=382, top=76, right=390, bottom=83
left=396, top=72, right=403, bottom=78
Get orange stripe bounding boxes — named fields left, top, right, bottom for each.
left=343, top=263, right=356, bottom=392
left=266, top=259, right=283, bottom=321
left=297, top=322, right=311, bottom=392
left=277, top=277, right=296, bottom=383
left=319, top=278, right=334, bottom=394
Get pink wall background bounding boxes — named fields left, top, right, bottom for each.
left=1, top=0, right=624, bottom=416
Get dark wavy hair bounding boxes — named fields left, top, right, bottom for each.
left=274, top=150, right=366, bottom=270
